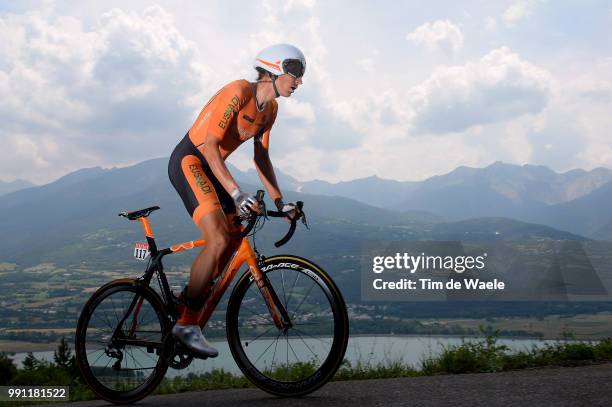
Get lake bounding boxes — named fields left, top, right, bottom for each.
left=8, top=335, right=560, bottom=378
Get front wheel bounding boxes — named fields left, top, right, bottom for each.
left=226, top=255, right=349, bottom=397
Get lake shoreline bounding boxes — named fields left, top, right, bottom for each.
left=0, top=332, right=562, bottom=355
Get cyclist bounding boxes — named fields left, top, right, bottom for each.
left=167, top=44, right=305, bottom=358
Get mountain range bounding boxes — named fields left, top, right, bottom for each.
left=0, top=159, right=592, bottom=269
left=256, top=161, right=612, bottom=239
left=0, top=179, right=35, bottom=197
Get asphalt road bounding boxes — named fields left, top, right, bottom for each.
left=55, top=363, right=612, bottom=407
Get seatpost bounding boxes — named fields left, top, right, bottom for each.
left=137, top=217, right=158, bottom=255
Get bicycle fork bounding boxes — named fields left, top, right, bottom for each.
left=250, top=264, right=293, bottom=330
left=223, top=238, right=292, bottom=332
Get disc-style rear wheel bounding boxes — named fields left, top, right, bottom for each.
left=75, top=279, right=170, bottom=404
left=226, top=255, right=349, bottom=397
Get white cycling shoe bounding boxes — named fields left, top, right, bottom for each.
left=171, top=324, right=218, bottom=359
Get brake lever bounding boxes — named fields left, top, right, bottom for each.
left=294, top=201, right=308, bottom=229
left=261, top=200, right=268, bottom=220
left=301, top=212, right=309, bottom=230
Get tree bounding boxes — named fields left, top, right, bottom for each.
left=54, top=337, right=73, bottom=369
left=0, top=353, right=17, bottom=384
left=22, top=352, right=38, bottom=371
left=53, top=337, right=78, bottom=379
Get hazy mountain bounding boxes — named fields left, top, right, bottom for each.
left=593, top=218, right=612, bottom=241
left=0, top=158, right=585, bottom=267
left=394, top=162, right=612, bottom=215
left=535, top=180, right=612, bottom=239
left=279, top=162, right=612, bottom=235
left=298, top=175, right=419, bottom=209
left=233, top=166, right=302, bottom=192
left=410, top=162, right=612, bottom=205
left=386, top=162, right=612, bottom=237
left=0, top=179, right=36, bottom=196
left=5, top=159, right=612, bottom=244
left=0, top=167, right=108, bottom=208
left=260, top=160, right=612, bottom=239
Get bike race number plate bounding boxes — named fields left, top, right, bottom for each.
left=133, top=242, right=150, bottom=261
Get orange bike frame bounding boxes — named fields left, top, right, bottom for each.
left=137, top=216, right=287, bottom=330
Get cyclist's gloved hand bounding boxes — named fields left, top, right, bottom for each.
left=231, top=189, right=258, bottom=215
left=275, top=199, right=300, bottom=220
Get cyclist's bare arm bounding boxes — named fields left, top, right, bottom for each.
left=253, top=139, right=282, bottom=204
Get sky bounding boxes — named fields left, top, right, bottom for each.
left=0, top=0, right=611, bottom=185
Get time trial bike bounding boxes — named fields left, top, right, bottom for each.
left=74, top=191, right=349, bottom=404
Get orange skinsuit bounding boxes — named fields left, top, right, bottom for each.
left=168, top=79, right=278, bottom=225
left=190, top=79, right=277, bottom=157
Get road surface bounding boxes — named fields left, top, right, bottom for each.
left=55, top=363, right=612, bottom=406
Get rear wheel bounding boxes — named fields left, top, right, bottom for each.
left=75, top=279, right=170, bottom=404
left=226, top=255, right=349, bottom=397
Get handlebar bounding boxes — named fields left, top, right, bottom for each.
left=267, top=201, right=304, bottom=247
left=235, top=190, right=305, bottom=247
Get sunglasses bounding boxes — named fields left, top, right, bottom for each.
left=282, top=59, right=305, bottom=79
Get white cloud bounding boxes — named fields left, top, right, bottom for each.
left=503, top=1, right=535, bottom=27
left=533, top=58, right=612, bottom=171
left=279, top=98, right=316, bottom=124
left=578, top=143, right=612, bottom=168
left=358, top=58, right=374, bottom=72
left=406, top=20, right=464, bottom=55
left=0, top=6, right=212, bottom=182
left=283, top=0, right=316, bottom=14
left=408, top=47, right=551, bottom=134
left=1, top=2, right=611, bottom=185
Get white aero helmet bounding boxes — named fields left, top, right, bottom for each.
left=253, top=43, right=306, bottom=78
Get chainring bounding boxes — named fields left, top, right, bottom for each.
left=162, top=332, right=194, bottom=370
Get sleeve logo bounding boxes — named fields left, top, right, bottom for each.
left=218, top=95, right=240, bottom=129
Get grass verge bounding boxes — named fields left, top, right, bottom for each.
left=1, top=331, right=612, bottom=404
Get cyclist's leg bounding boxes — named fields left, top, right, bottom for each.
left=186, top=209, right=233, bottom=304
left=168, top=135, right=235, bottom=298
left=172, top=209, right=232, bottom=358
left=190, top=153, right=240, bottom=285
left=168, top=142, right=231, bottom=357
left=181, top=147, right=238, bottom=303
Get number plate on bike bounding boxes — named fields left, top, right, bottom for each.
left=133, top=242, right=150, bottom=261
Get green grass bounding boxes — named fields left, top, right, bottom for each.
left=2, top=332, right=612, bottom=405
left=157, top=332, right=612, bottom=395
left=420, top=330, right=612, bottom=375
left=155, top=370, right=251, bottom=394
